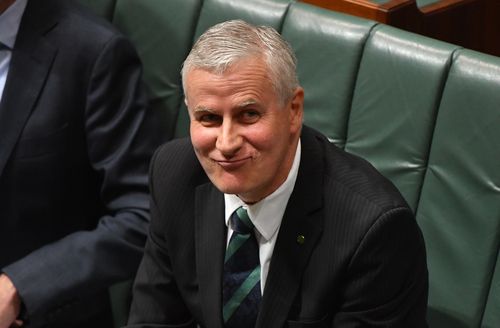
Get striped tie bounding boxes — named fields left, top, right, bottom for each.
left=223, top=207, right=261, bottom=327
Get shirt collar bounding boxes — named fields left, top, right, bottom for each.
left=0, top=0, right=28, bottom=49
left=225, top=139, right=301, bottom=241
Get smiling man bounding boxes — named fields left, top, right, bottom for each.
left=186, top=55, right=302, bottom=204
left=126, top=20, right=428, bottom=328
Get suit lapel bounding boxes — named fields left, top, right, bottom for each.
left=256, top=127, right=325, bottom=328
left=0, top=1, right=58, bottom=176
left=195, top=183, right=226, bottom=328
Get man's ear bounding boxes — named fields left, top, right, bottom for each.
left=289, top=87, right=304, bottom=133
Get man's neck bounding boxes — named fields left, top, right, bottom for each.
left=0, top=0, right=16, bottom=15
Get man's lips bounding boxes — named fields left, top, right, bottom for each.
left=214, top=157, right=251, bottom=170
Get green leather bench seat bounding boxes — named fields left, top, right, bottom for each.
left=344, top=25, right=457, bottom=210
left=282, top=4, right=376, bottom=148
left=113, top=0, right=203, bottom=140
left=78, top=0, right=500, bottom=327
left=417, top=0, right=442, bottom=8
left=418, top=50, right=500, bottom=327
left=193, top=0, right=292, bottom=38
left=78, top=0, right=115, bottom=20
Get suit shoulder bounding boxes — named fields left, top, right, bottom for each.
left=150, top=138, right=208, bottom=189
left=64, top=4, right=122, bottom=43
left=153, top=138, right=196, bottom=164
left=31, top=0, right=125, bottom=48
left=149, top=139, right=209, bottom=219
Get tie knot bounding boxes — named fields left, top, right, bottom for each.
left=230, top=207, right=254, bottom=235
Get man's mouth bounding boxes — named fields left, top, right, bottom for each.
left=215, top=157, right=251, bottom=170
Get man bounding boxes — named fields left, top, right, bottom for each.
left=127, top=20, right=428, bottom=328
left=0, top=0, right=166, bottom=327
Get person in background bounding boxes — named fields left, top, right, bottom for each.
left=0, top=0, right=166, bottom=327
left=126, top=19, right=428, bottom=328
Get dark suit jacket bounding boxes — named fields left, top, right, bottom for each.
left=127, top=126, right=428, bottom=328
left=0, top=0, right=166, bottom=326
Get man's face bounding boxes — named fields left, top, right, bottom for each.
left=185, top=56, right=303, bottom=203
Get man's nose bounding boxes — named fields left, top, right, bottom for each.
left=216, top=120, right=242, bottom=156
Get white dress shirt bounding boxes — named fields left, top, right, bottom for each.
left=0, top=0, right=27, bottom=103
left=225, top=140, right=301, bottom=294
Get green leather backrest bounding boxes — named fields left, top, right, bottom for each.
left=345, top=25, right=458, bottom=210
left=78, top=0, right=116, bottom=19
left=194, top=0, right=293, bottom=39
left=417, top=49, right=500, bottom=327
left=417, top=0, right=441, bottom=8
left=282, top=3, right=376, bottom=148
left=80, top=1, right=500, bottom=327
left=113, top=0, right=203, bottom=140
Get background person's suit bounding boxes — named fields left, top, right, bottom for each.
left=127, top=126, right=428, bottom=328
left=0, top=0, right=165, bottom=326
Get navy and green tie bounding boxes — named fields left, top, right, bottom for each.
left=223, top=206, right=261, bottom=327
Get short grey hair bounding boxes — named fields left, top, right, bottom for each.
left=181, top=19, right=299, bottom=105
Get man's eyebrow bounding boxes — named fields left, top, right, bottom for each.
left=193, top=106, right=215, bottom=113
left=237, top=99, right=258, bottom=108
left=192, top=99, right=259, bottom=113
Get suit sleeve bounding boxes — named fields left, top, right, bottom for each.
left=332, top=207, right=428, bottom=327
left=125, top=148, right=196, bottom=328
left=3, top=34, right=166, bottom=323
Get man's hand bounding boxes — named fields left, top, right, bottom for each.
left=0, top=274, right=22, bottom=328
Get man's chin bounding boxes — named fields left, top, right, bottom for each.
left=214, top=184, right=244, bottom=196
left=208, top=173, right=246, bottom=193
left=212, top=181, right=249, bottom=198
left=216, top=186, right=262, bottom=204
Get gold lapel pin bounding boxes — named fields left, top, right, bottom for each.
left=296, top=235, right=305, bottom=245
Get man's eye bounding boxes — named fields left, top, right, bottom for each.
left=198, top=114, right=221, bottom=125
left=241, top=111, right=260, bottom=123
